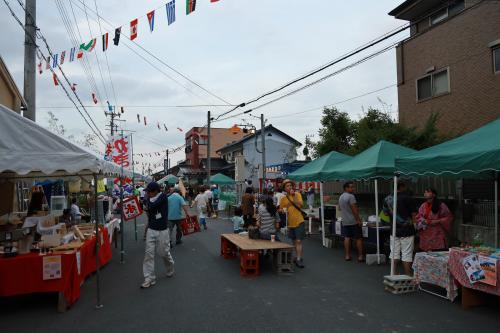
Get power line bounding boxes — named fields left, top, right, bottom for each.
left=56, top=0, right=105, bottom=110
left=82, top=0, right=110, bottom=103
left=7, top=0, right=107, bottom=143
left=214, top=24, right=410, bottom=120
left=214, top=42, right=399, bottom=123
left=72, top=0, right=232, bottom=106
left=38, top=104, right=234, bottom=109
left=93, top=0, right=118, bottom=106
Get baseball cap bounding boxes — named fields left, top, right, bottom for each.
left=145, top=182, right=160, bottom=192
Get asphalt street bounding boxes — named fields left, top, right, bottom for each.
left=2, top=213, right=499, bottom=333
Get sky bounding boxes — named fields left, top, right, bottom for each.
left=0, top=0, right=408, bottom=173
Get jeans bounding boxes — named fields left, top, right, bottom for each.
left=143, top=228, right=175, bottom=283
left=168, top=219, right=183, bottom=244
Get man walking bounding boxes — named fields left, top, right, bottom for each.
left=383, top=182, right=417, bottom=276
left=339, top=182, right=364, bottom=262
left=141, top=182, right=175, bottom=289
left=168, top=185, right=190, bottom=248
left=279, top=179, right=306, bottom=268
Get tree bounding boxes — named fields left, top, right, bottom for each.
left=302, top=135, right=315, bottom=161
left=314, top=107, right=356, bottom=157
left=47, top=111, right=66, bottom=136
left=46, top=112, right=99, bottom=152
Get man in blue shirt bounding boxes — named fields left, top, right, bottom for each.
left=168, top=185, right=190, bottom=247
left=141, top=182, right=175, bottom=289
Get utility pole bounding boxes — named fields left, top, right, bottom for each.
left=119, top=129, right=125, bottom=263
left=105, top=104, right=122, bottom=136
left=261, top=114, right=266, bottom=192
left=23, top=0, right=36, bottom=121
left=207, top=111, right=211, bottom=187
left=166, top=149, right=169, bottom=174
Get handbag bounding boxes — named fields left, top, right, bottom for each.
left=285, top=194, right=308, bottom=220
left=248, top=225, right=260, bottom=239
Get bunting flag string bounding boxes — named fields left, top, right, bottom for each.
left=41, top=0, right=221, bottom=74
left=92, top=93, right=98, bottom=104
left=38, top=62, right=42, bottom=74
left=133, top=143, right=186, bottom=157
left=53, top=73, right=59, bottom=86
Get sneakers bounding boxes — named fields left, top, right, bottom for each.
left=294, top=258, right=305, bottom=268
left=140, top=280, right=156, bottom=289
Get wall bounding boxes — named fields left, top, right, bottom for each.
left=242, top=132, right=298, bottom=186
left=396, top=1, right=500, bottom=136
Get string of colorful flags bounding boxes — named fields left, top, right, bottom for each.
left=40, top=0, right=222, bottom=105
left=133, top=143, right=186, bottom=158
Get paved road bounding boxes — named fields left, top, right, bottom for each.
left=2, top=213, right=499, bottom=333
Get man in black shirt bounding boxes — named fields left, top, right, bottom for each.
left=383, top=182, right=417, bottom=276
left=141, top=182, right=175, bottom=289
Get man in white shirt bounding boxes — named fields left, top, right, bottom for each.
left=70, top=197, right=81, bottom=222
left=204, top=187, right=215, bottom=217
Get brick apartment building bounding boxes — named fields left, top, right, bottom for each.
left=389, top=0, right=500, bottom=136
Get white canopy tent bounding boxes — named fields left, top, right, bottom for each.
left=0, top=104, right=130, bottom=308
left=0, top=104, right=128, bottom=180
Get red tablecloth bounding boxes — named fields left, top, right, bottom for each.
left=448, top=248, right=500, bottom=296
left=0, top=228, right=112, bottom=306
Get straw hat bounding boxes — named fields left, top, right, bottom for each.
left=282, top=179, right=295, bottom=187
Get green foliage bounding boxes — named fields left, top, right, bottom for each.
left=309, top=107, right=446, bottom=158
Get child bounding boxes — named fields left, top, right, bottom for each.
left=232, top=207, right=244, bottom=233
left=191, top=187, right=208, bottom=230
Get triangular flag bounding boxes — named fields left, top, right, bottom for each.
left=52, top=54, right=58, bottom=68
left=60, top=51, right=66, bottom=65
left=92, top=93, right=98, bottom=104
left=102, top=32, right=109, bottom=51
left=113, top=27, right=122, bottom=46
left=38, top=62, right=43, bottom=74
left=157, top=122, right=160, bottom=130
left=46, top=56, right=51, bottom=69
left=147, top=10, right=155, bottom=32
left=186, top=0, right=196, bottom=15
left=166, top=0, right=176, bottom=25
left=177, top=127, right=183, bottom=132
left=69, top=47, right=76, bottom=62
left=211, top=0, right=220, bottom=2
left=71, top=83, right=77, bottom=91
left=137, top=114, right=140, bottom=123
left=77, top=39, right=97, bottom=58
left=144, top=116, right=147, bottom=125
left=52, top=73, right=59, bottom=86
left=130, top=18, right=138, bottom=40
left=164, top=124, right=168, bottom=131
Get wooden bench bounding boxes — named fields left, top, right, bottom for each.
left=220, top=233, right=295, bottom=277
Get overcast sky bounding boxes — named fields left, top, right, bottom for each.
left=0, top=0, right=407, bottom=173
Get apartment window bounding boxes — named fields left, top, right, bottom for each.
left=198, top=135, right=208, bottom=145
left=430, top=0, right=465, bottom=26
left=494, top=48, right=500, bottom=74
left=416, top=68, right=450, bottom=102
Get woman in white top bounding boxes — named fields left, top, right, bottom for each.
left=257, top=197, right=280, bottom=241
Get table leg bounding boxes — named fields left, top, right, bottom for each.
left=461, top=286, right=485, bottom=309
left=57, top=292, right=67, bottom=313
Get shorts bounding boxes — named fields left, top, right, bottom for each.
left=288, top=222, right=305, bottom=241
left=389, top=236, right=415, bottom=262
left=343, top=224, right=362, bottom=239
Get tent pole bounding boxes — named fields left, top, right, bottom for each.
left=375, top=179, right=380, bottom=264
left=131, top=133, right=137, bottom=242
left=320, top=181, right=325, bottom=247
left=94, top=173, right=103, bottom=309
left=390, top=175, right=398, bottom=276
left=495, top=174, right=498, bottom=248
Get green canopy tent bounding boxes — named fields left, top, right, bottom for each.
left=210, top=173, right=236, bottom=185
left=392, top=119, right=500, bottom=275
left=289, top=151, right=352, bottom=246
left=322, top=141, right=416, bottom=264
left=157, top=174, right=178, bottom=186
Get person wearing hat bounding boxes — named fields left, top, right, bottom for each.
left=141, top=182, right=175, bottom=289
left=279, top=179, right=306, bottom=268
left=168, top=184, right=190, bottom=247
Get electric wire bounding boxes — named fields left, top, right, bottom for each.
left=7, top=0, right=107, bottom=143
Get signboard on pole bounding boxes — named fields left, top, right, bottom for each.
left=104, top=135, right=132, bottom=167
left=122, top=196, right=143, bottom=221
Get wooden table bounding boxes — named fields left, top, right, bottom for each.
left=220, top=233, right=294, bottom=277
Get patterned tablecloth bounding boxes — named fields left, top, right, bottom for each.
left=413, top=252, right=458, bottom=301
left=448, top=248, right=500, bottom=296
